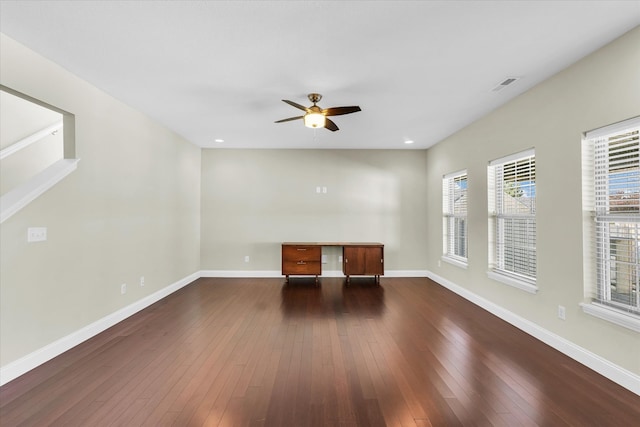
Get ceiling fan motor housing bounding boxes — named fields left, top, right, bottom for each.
left=308, top=93, right=322, bottom=104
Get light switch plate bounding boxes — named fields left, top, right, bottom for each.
left=27, top=227, right=47, bottom=242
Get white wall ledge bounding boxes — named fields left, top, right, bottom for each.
left=0, top=158, right=79, bottom=223
left=580, top=302, right=640, bottom=333
left=487, top=270, right=538, bottom=294
left=441, top=255, right=468, bottom=269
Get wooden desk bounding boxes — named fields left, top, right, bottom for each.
left=282, top=242, right=384, bottom=284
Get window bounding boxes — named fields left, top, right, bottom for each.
left=442, top=170, right=468, bottom=267
left=488, top=149, right=537, bottom=292
left=582, top=117, right=640, bottom=330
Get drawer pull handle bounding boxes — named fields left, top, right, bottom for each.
left=297, top=261, right=306, bottom=265
left=297, top=248, right=307, bottom=251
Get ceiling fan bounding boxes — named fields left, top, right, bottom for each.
left=275, top=93, right=361, bottom=132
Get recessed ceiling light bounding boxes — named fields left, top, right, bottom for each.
left=404, top=140, right=415, bottom=144
left=214, top=139, right=224, bottom=143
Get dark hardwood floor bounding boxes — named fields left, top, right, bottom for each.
left=1, top=277, right=639, bottom=426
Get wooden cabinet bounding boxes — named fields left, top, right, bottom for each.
left=282, top=242, right=384, bottom=285
left=282, top=244, right=322, bottom=283
left=343, top=244, right=384, bottom=284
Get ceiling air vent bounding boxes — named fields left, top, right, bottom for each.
left=492, top=77, right=521, bottom=92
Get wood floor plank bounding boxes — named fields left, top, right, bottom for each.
left=1, top=277, right=639, bottom=427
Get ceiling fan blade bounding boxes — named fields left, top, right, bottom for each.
left=322, top=106, right=361, bottom=116
left=325, top=118, right=339, bottom=132
left=282, top=99, right=310, bottom=112
left=275, top=116, right=304, bottom=123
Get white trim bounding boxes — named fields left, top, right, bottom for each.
left=443, top=169, right=467, bottom=180
left=383, top=270, right=429, bottom=277
left=0, top=158, right=80, bottom=223
left=488, top=147, right=535, bottom=166
left=0, top=268, right=428, bottom=385
left=0, top=271, right=199, bottom=386
left=200, top=270, right=282, bottom=278
left=199, top=269, right=429, bottom=278
left=487, top=270, right=538, bottom=294
left=0, top=120, right=63, bottom=160
left=580, top=302, right=640, bottom=333
left=8, top=270, right=634, bottom=398
left=584, top=116, right=640, bottom=140
left=441, top=255, right=468, bottom=269
left=427, top=270, right=640, bottom=396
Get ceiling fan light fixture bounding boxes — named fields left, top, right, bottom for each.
left=304, top=112, right=326, bottom=129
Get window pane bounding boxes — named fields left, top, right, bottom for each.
left=497, top=217, right=536, bottom=277
left=591, top=120, right=640, bottom=314
left=597, top=220, right=640, bottom=313
left=490, top=151, right=536, bottom=282
left=443, top=172, right=468, bottom=263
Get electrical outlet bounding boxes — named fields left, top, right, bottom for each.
left=558, top=305, right=566, bottom=320
left=244, top=255, right=250, bottom=263
left=121, top=283, right=127, bottom=295
left=140, top=276, right=145, bottom=287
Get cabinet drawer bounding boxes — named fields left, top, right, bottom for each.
left=282, top=245, right=321, bottom=262
left=282, top=261, right=321, bottom=275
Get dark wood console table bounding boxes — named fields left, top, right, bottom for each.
left=282, top=242, right=384, bottom=284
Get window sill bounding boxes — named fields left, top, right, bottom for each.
left=487, top=271, right=538, bottom=294
left=441, top=256, right=468, bottom=269
left=580, top=302, right=640, bottom=333
left=1, top=158, right=80, bottom=223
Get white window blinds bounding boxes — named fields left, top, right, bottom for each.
left=586, top=117, right=640, bottom=315
left=489, top=149, right=536, bottom=284
left=443, top=170, right=468, bottom=263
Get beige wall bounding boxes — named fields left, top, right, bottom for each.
left=200, top=149, right=429, bottom=272
left=0, top=34, right=202, bottom=366
left=425, top=27, right=640, bottom=374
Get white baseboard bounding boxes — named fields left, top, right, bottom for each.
left=0, top=271, right=199, bottom=386
left=14, top=269, right=630, bottom=398
left=2, top=269, right=427, bottom=385
left=200, top=270, right=282, bottom=278
left=384, top=270, right=429, bottom=277
left=199, top=269, right=429, bottom=278
left=426, top=270, right=640, bottom=396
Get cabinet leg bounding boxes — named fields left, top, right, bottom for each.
left=285, top=275, right=289, bottom=283
left=315, top=275, right=319, bottom=286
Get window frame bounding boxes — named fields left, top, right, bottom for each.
left=442, top=170, right=468, bottom=268
left=581, top=117, right=640, bottom=331
left=487, top=148, right=537, bottom=293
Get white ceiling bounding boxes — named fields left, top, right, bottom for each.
left=1, top=1, right=639, bottom=150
